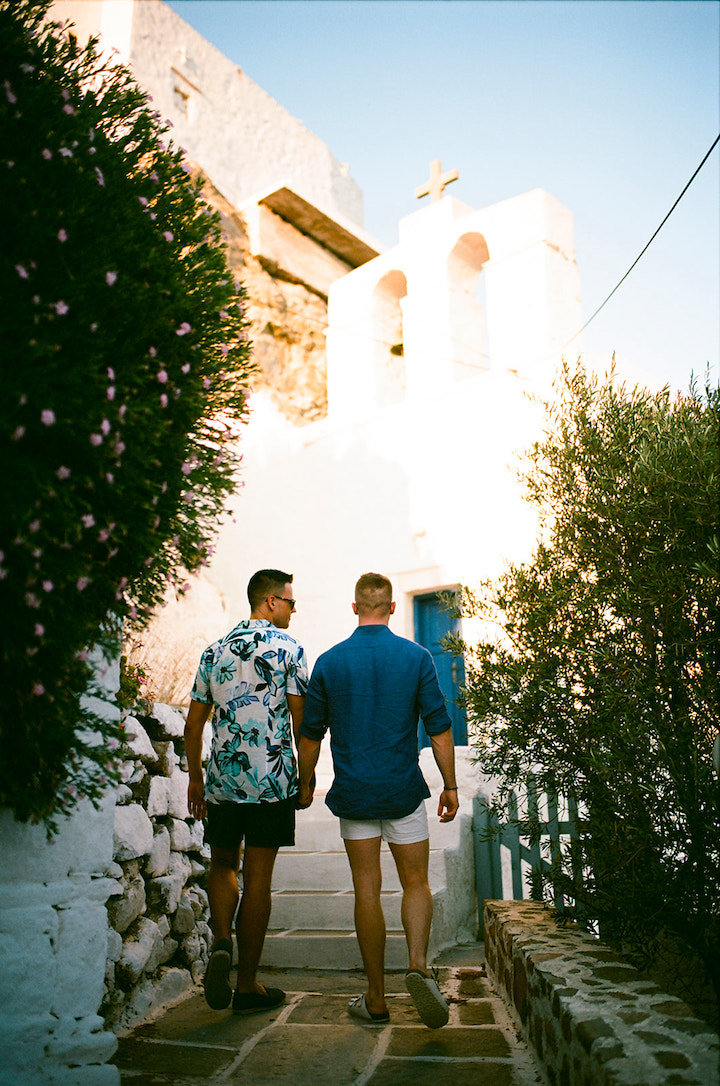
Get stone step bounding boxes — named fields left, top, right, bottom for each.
left=272, top=848, right=448, bottom=892
left=270, top=888, right=404, bottom=931
left=262, top=929, right=409, bottom=971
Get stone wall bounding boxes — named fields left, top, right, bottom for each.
left=102, top=703, right=211, bottom=1033
left=0, top=652, right=121, bottom=1086
left=483, top=899, right=719, bottom=1086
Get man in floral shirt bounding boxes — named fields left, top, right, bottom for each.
left=184, top=569, right=307, bottom=1015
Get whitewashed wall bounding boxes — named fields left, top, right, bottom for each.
left=48, top=0, right=364, bottom=228
left=0, top=655, right=121, bottom=1086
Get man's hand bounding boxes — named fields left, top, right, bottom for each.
left=296, top=771, right=316, bottom=810
left=437, top=788, right=459, bottom=823
left=188, top=778, right=207, bottom=821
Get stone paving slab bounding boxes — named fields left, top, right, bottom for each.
left=113, top=946, right=543, bottom=1086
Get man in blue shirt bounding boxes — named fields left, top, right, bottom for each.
left=298, top=573, right=459, bottom=1029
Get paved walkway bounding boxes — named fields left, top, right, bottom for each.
left=113, top=945, right=544, bottom=1086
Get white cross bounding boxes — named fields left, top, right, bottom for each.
left=414, top=160, right=459, bottom=202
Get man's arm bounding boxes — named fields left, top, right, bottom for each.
left=185, top=699, right=212, bottom=821
left=430, top=727, right=459, bottom=822
left=287, top=692, right=305, bottom=749
left=297, top=734, right=321, bottom=809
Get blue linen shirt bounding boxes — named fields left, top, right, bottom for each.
left=301, top=624, right=452, bottom=820
left=191, top=619, right=308, bottom=804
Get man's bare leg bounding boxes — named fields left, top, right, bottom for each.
left=344, top=837, right=388, bottom=1017
left=388, top=838, right=432, bottom=974
left=234, top=845, right=279, bottom=994
left=207, top=844, right=242, bottom=943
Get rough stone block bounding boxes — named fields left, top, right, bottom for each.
left=173, top=893, right=196, bottom=935
left=151, top=703, right=187, bottom=738
left=168, top=817, right=204, bottom=852
left=123, top=717, right=158, bottom=764
left=107, top=875, right=146, bottom=934
left=144, top=826, right=171, bottom=878
left=152, top=740, right=180, bottom=776
left=114, top=804, right=153, bottom=861
left=118, top=918, right=164, bottom=983
left=146, top=872, right=184, bottom=915
left=0, top=907, right=58, bottom=1012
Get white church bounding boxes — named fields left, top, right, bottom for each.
left=51, top=0, right=584, bottom=742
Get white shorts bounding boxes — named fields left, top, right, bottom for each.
left=339, top=801, right=429, bottom=844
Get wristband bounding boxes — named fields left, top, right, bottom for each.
left=443, top=785, right=458, bottom=790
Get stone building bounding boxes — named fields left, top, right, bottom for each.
left=49, top=0, right=584, bottom=727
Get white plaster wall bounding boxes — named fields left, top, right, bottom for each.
left=49, top=0, right=364, bottom=228
left=0, top=654, right=120, bottom=1086
left=203, top=189, right=581, bottom=669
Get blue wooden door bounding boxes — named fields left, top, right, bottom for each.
left=414, top=592, right=467, bottom=748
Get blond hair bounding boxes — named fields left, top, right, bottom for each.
left=354, top=572, right=392, bottom=616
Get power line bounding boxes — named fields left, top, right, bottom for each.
left=562, top=134, right=720, bottom=352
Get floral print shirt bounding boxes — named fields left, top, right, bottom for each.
left=190, top=619, right=308, bottom=804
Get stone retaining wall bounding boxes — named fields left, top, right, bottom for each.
left=483, top=899, right=719, bottom=1086
left=103, top=703, right=211, bottom=1033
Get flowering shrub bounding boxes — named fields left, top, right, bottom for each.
left=116, top=655, right=152, bottom=715
left=0, top=1, right=254, bottom=826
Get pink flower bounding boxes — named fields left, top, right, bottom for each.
left=42, top=580, right=53, bottom=592
left=220, top=310, right=229, bottom=319
left=107, top=367, right=115, bottom=380
left=101, top=418, right=111, bottom=435
left=181, top=363, right=190, bottom=374
left=149, top=346, right=157, bottom=357
left=82, top=514, right=95, bottom=528
left=106, top=472, right=114, bottom=484
left=57, top=228, right=68, bottom=242
left=34, top=624, right=44, bottom=637
left=77, top=576, right=91, bottom=591
left=176, top=321, right=191, bottom=336
left=157, top=369, right=168, bottom=383
left=119, top=404, right=127, bottom=419
left=41, top=408, right=56, bottom=425
left=12, top=426, right=25, bottom=441
left=163, top=230, right=174, bottom=242
left=4, top=80, right=17, bottom=104
left=42, top=148, right=52, bottom=160
left=150, top=172, right=159, bottom=183
left=90, top=433, right=103, bottom=446
left=203, top=377, right=212, bottom=389
left=138, top=196, right=149, bottom=206
left=62, top=104, right=74, bottom=115
left=105, top=270, right=117, bottom=286
left=181, top=461, right=193, bottom=475
left=56, top=466, right=70, bottom=479
left=32, top=683, right=45, bottom=697
left=25, top=593, right=40, bottom=608
left=160, top=393, right=168, bottom=408
left=115, top=440, right=125, bottom=455
left=61, top=89, right=70, bottom=101
left=107, top=386, right=115, bottom=400
left=95, top=166, right=105, bottom=186
left=54, top=301, right=69, bottom=316
left=15, top=264, right=28, bottom=279
left=59, top=147, right=73, bottom=158
left=29, top=519, right=41, bottom=533
left=144, top=556, right=153, bottom=567
left=220, top=343, right=229, bottom=357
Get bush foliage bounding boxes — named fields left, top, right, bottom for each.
left=0, top=1, right=254, bottom=825
left=451, top=361, right=720, bottom=996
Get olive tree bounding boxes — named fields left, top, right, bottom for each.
left=451, top=361, right=719, bottom=1006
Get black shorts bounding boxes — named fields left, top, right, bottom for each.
left=204, top=796, right=296, bottom=851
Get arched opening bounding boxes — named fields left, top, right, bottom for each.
left=447, top=232, right=490, bottom=379
left=373, top=269, right=407, bottom=406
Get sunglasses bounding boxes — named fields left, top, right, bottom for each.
left=270, top=596, right=296, bottom=611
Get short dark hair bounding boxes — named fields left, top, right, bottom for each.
left=355, top=572, right=392, bottom=615
left=247, top=569, right=293, bottom=609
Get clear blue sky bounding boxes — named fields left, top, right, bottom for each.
left=167, top=0, right=719, bottom=393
